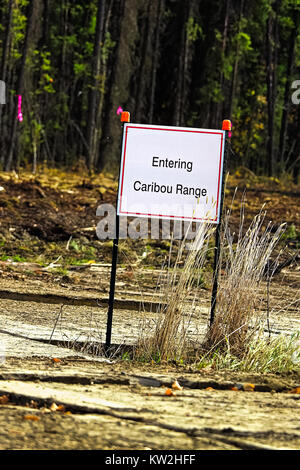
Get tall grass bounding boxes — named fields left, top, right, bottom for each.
left=204, top=206, right=286, bottom=356
left=136, top=201, right=294, bottom=369
left=136, top=220, right=214, bottom=361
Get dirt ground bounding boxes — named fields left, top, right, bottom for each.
left=0, top=169, right=299, bottom=451
left=0, top=357, right=300, bottom=451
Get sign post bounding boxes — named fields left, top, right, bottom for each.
left=104, top=113, right=231, bottom=351
left=105, top=111, right=130, bottom=353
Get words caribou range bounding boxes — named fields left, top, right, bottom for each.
left=133, top=180, right=207, bottom=199
left=132, top=155, right=208, bottom=199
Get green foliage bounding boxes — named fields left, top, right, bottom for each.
left=197, top=331, right=300, bottom=373
left=74, top=62, right=87, bottom=77
left=102, top=32, right=116, bottom=64
left=10, top=1, right=28, bottom=62
left=0, top=254, right=27, bottom=262
left=186, top=17, right=203, bottom=42
left=235, top=32, right=252, bottom=54
left=280, top=223, right=299, bottom=242
left=0, top=0, right=299, bottom=177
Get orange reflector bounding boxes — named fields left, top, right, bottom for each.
left=222, top=119, right=232, bottom=131
left=121, top=111, right=130, bottom=123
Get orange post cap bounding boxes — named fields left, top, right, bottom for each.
left=222, top=119, right=232, bottom=131
left=121, top=111, right=130, bottom=123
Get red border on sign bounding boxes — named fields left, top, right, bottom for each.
left=118, top=125, right=224, bottom=222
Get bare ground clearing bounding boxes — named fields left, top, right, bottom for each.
left=0, top=170, right=299, bottom=450
left=0, top=355, right=300, bottom=451
left=0, top=264, right=299, bottom=450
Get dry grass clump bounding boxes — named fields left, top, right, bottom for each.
left=204, top=206, right=286, bottom=356
left=136, top=203, right=288, bottom=364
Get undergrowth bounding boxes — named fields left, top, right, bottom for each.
left=133, top=201, right=299, bottom=373
left=196, top=331, right=300, bottom=374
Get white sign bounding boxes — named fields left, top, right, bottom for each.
left=117, top=123, right=225, bottom=223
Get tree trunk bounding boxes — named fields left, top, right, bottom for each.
left=86, top=0, right=106, bottom=171
left=174, top=0, right=197, bottom=127
left=37, top=0, right=49, bottom=166
left=0, top=0, right=13, bottom=85
left=216, top=0, right=230, bottom=125
left=0, top=0, right=14, bottom=168
left=98, top=0, right=139, bottom=170
left=174, top=1, right=189, bottom=127
left=265, top=0, right=281, bottom=177
left=278, top=9, right=298, bottom=172
left=149, top=0, right=164, bottom=124
left=5, top=0, right=37, bottom=171
left=266, top=10, right=274, bottom=176
left=228, top=0, right=244, bottom=120
left=52, top=0, right=69, bottom=165
left=134, top=0, right=153, bottom=123
left=95, top=0, right=114, bottom=168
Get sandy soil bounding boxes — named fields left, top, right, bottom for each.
left=0, top=265, right=299, bottom=450
left=0, top=170, right=299, bottom=450
left=0, top=357, right=300, bottom=451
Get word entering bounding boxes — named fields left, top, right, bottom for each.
left=152, top=156, right=193, bottom=172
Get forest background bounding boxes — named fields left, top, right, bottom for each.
left=0, top=0, right=300, bottom=182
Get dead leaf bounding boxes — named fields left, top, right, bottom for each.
left=172, top=380, right=183, bottom=391
left=24, top=414, right=40, bottom=421
left=243, top=383, right=255, bottom=391
left=165, top=388, right=176, bottom=396
left=40, top=407, right=51, bottom=414
left=52, top=358, right=61, bottom=363
left=205, top=387, right=215, bottom=391
left=50, top=403, right=58, bottom=412
left=26, top=400, right=38, bottom=408
left=231, top=383, right=243, bottom=391
left=0, top=395, right=9, bottom=404
left=57, top=405, right=66, bottom=412
left=288, top=387, right=300, bottom=394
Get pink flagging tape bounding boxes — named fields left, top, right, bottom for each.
left=17, top=95, right=23, bottom=122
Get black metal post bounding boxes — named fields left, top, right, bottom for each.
left=105, top=214, right=120, bottom=352
left=105, top=112, right=130, bottom=353
left=209, top=121, right=231, bottom=326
